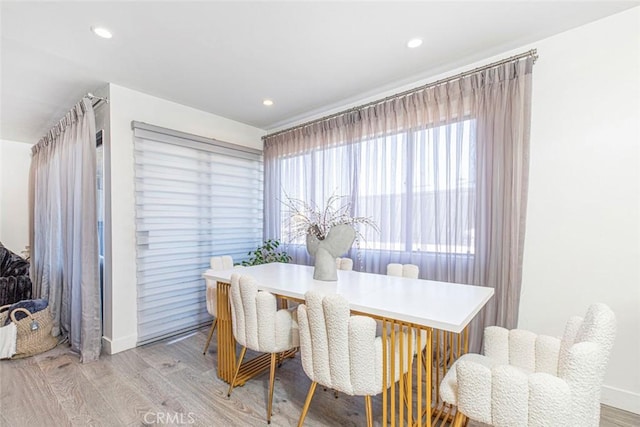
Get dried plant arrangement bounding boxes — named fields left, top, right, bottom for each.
left=281, top=191, right=379, bottom=243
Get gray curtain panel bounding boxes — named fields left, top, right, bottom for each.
left=263, top=56, right=534, bottom=352
left=29, top=98, right=101, bottom=362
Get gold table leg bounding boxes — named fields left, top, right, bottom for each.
left=375, top=318, right=468, bottom=427
left=216, top=280, right=235, bottom=382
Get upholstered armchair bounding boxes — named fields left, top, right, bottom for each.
left=386, top=263, right=419, bottom=279
left=202, top=255, right=234, bottom=354
left=227, top=273, right=299, bottom=424
left=440, top=303, right=616, bottom=427
left=296, top=291, right=412, bottom=426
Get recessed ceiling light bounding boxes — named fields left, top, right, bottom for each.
left=407, top=38, right=423, bottom=48
left=91, top=26, right=113, bottom=39
left=263, top=99, right=274, bottom=106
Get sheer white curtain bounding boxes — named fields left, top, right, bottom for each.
left=264, top=56, right=534, bottom=351
left=29, top=98, right=101, bottom=362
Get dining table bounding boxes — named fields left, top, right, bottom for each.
left=203, top=262, right=493, bottom=426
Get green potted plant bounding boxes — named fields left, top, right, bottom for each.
left=241, top=239, right=292, bottom=266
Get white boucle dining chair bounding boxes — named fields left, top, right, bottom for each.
left=296, top=291, right=412, bottom=427
left=227, top=273, right=299, bottom=424
left=386, top=263, right=419, bottom=279
left=335, top=257, right=354, bottom=271
left=202, top=255, right=235, bottom=354
left=439, top=303, right=616, bottom=427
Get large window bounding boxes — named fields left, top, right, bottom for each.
left=279, top=119, right=476, bottom=257
left=265, top=54, right=534, bottom=350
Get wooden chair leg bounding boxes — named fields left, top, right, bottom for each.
left=227, top=346, right=247, bottom=397
left=452, top=409, right=466, bottom=427
left=365, top=395, right=373, bottom=427
left=202, top=318, right=217, bottom=354
left=297, top=381, right=318, bottom=427
left=267, top=353, right=277, bottom=424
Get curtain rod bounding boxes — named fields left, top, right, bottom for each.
left=262, top=48, right=537, bottom=141
left=36, top=93, right=109, bottom=147
left=87, top=92, right=109, bottom=108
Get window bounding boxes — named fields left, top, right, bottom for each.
left=133, top=122, right=263, bottom=345
left=279, top=119, right=476, bottom=256
left=410, top=119, right=475, bottom=254
left=266, top=55, right=534, bottom=344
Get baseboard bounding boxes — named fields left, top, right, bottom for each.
left=601, top=385, right=640, bottom=414
left=101, top=334, right=137, bottom=355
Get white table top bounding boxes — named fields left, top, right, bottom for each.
left=203, top=262, right=493, bottom=333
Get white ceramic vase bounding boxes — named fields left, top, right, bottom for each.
left=306, top=224, right=356, bottom=281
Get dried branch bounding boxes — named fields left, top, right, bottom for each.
left=280, top=191, right=379, bottom=242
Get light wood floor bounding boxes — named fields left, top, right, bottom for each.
left=1, top=328, right=638, bottom=427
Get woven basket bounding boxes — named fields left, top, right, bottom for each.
left=9, top=306, right=59, bottom=359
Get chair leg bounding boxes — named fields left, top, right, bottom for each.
left=452, top=409, right=466, bottom=427
left=227, top=346, right=247, bottom=397
left=297, top=381, right=318, bottom=427
left=267, top=353, right=277, bottom=424
left=365, top=395, right=373, bottom=427
left=202, top=318, right=217, bottom=354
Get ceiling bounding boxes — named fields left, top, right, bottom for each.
left=1, top=1, right=637, bottom=144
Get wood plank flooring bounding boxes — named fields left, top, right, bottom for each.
left=1, top=328, right=638, bottom=426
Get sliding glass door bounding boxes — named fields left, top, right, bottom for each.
left=132, top=123, right=263, bottom=345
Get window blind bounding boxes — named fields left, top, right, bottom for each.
left=132, top=121, right=263, bottom=345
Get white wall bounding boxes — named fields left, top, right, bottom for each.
left=0, top=139, right=32, bottom=254
left=104, top=84, right=264, bottom=354
left=519, top=8, right=639, bottom=413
